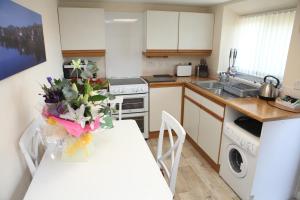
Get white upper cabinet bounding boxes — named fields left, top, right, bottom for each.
left=145, top=11, right=179, bottom=50
left=178, top=12, right=214, bottom=50
left=58, top=7, right=105, bottom=50
left=145, top=11, right=214, bottom=51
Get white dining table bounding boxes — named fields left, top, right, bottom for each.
left=23, top=120, right=173, bottom=200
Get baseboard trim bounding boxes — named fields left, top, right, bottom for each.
left=149, top=131, right=176, bottom=139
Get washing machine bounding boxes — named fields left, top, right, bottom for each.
left=220, top=122, right=260, bottom=200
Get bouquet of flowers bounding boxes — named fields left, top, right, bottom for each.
left=40, top=59, right=114, bottom=161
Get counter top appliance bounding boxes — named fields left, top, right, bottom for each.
left=259, top=75, right=280, bottom=101
left=176, top=64, right=192, bottom=77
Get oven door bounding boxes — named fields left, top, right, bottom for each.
left=116, top=93, right=148, bottom=113
left=116, top=112, right=149, bottom=139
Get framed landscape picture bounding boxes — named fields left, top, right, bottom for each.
left=0, top=0, right=46, bottom=80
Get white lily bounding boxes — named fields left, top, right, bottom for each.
left=60, top=104, right=91, bottom=128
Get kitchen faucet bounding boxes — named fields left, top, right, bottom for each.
left=227, top=48, right=238, bottom=76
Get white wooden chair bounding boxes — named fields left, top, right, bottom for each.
left=108, top=96, right=123, bottom=120
left=19, top=116, right=45, bottom=177
left=156, top=111, right=186, bottom=196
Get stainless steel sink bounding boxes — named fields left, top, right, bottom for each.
left=193, top=80, right=237, bottom=99
left=194, top=81, right=224, bottom=89
left=193, top=80, right=259, bottom=98
left=208, top=88, right=237, bottom=98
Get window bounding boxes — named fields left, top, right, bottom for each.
left=235, top=9, right=295, bottom=80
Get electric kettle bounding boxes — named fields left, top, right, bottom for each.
left=259, top=75, right=280, bottom=101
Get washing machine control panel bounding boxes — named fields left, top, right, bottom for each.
left=224, top=122, right=260, bottom=156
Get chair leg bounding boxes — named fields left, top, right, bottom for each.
left=160, top=168, right=165, bottom=176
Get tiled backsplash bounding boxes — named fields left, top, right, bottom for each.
left=142, top=57, right=202, bottom=76
left=64, top=56, right=209, bottom=78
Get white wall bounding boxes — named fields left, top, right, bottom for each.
left=217, top=7, right=239, bottom=72
left=0, top=0, right=63, bottom=199
left=283, top=0, right=300, bottom=98
left=207, top=4, right=239, bottom=76
left=207, top=5, right=224, bottom=77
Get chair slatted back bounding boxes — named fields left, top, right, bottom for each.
left=108, top=96, right=123, bottom=120
left=156, top=111, right=186, bottom=196
left=19, top=117, right=45, bottom=177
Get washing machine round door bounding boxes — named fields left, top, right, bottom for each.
left=227, top=144, right=248, bottom=178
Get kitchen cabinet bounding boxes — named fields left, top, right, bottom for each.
left=150, top=86, right=182, bottom=132
left=144, top=10, right=213, bottom=57
left=197, top=109, right=222, bottom=163
left=178, top=12, right=214, bottom=50
left=58, top=7, right=105, bottom=51
left=145, top=11, right=179, bottom=50
left=183, top=88, right=224, bottom=165
left=183, top=99, right=200, bottom=142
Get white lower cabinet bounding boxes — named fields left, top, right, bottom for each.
left=197, top=109, right=222, bottom=163
left=183, top=96, right=223, bottom=164
left=183, top=99, right=200, bottom=143
left=150, top=87, right=182, bottom=132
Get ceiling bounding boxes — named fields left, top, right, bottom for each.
left=227, top=0, right=298, bottom=15
left=60, top=0, right=232, bottom=6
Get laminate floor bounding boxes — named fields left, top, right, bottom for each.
left=147, top=138, right=240, bottom=200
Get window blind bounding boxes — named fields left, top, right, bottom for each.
left=235, top=9, right=295, bottom=80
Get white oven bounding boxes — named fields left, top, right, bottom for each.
left=114, top=93, right=149, bottom=139
left=115, top=93, right=148, bottom=114
left=115, top=112, right=149, bottom=139
left=109, top=78, right=149, bottom=139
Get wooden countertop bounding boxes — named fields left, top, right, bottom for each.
left=143, top=76, right=300, bottom=122
left=142, top=76, right=213, bottom=88
left=226, top=98, right=300, bottom=122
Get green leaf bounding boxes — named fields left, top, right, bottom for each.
left=72, top=83, right=78, bottom=93
left=62, top=85, right=78, bottom=101
left=84, top=106, right=92, bottom=118
left=84, top=82, right=93, bottom=95
left=83, top=94, right=89, bottom=104
left=89, top=95, right=107, bottom=102
left=91, top=80, right=108, bottom=90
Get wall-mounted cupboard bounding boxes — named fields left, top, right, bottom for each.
left=145, top=11, right=179, bottom=50
left=143, top=10, right=214, bottom=57
left=58, top=7, right=106, bottom=57
left=178, top=12, right=214, bottom=50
